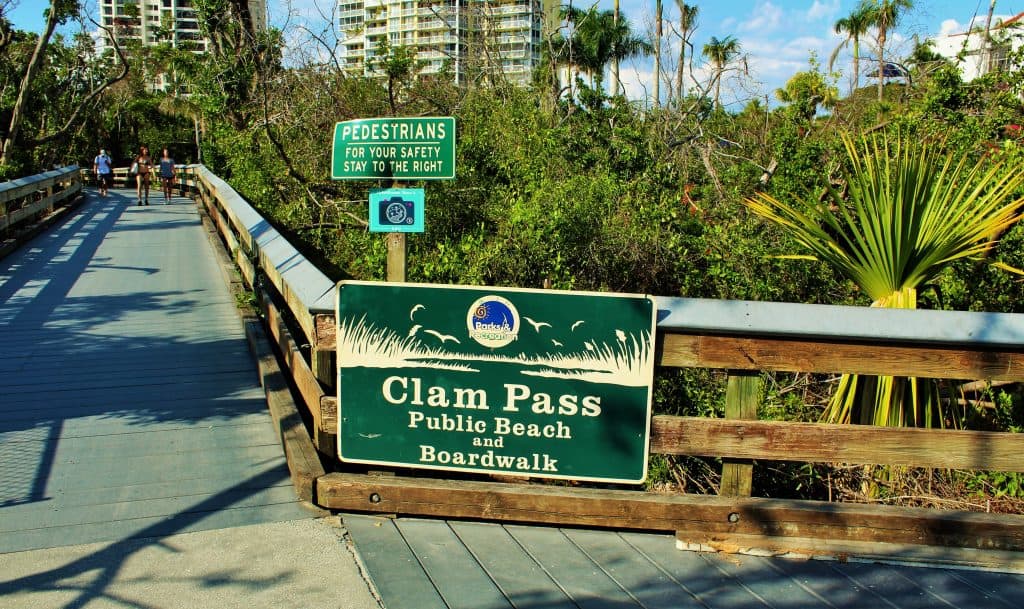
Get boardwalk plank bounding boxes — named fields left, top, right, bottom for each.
left=702, top=552, right=836, bottom=608
left=620, top=532, right=769, bottom=609
left=565, top=529, right=705, bottom=609
left=396, top=518, right=512, bottom=609
left=449, top=520, right=574, bottom=609
left=766, top=557, right=898, bottom=609
left=898, top=567, right=1017, bottom=609
left=826, top=563, right=950, bottom=609
left=343, top=514, right=447, bottom=609
left=945, top=569, right=1024, bottom=607
left=507, top=525, right=640, bottom=609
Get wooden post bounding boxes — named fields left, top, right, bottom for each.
left=719, top=370, right=761, bottom=497
left=386, top=232, right=407, bottom=282
left=385, top=180, right=408, bottom=282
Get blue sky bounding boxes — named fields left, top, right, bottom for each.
left=8, top=1, right=1024, bottom=106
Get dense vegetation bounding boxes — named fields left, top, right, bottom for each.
left=3, top=1, right=1024, bottom=507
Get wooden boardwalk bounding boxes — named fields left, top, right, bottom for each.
left=346, top=514, right=1024, bottom=609
left=5, top=185, right=1024, bottom=608
left=0, top=188, right=307, bottom=553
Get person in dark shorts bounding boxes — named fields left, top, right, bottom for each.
left=158, top=148, right=176, bottom=204
left=93, top=149, right=113, bottom=197
left=133, top=145, right=153, bottom=206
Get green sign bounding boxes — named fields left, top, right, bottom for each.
left=331, top=117, right=455, bottom=180
left=336, top=281, right=657, bottom=483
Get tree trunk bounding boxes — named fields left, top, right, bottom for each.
left=984, top=0, right=997, bottom=74
left=1, top=5, right=60, bottom=166
left=852, top=38, right=860, bottom=92
left=653, top=0, right=662, bottom=107
left=676, top=26, right=688, bottom=101
left=877, top=28, right=886, bottom=102
left=612, top=0, right=620, bottom=96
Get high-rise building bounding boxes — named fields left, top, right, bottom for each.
left=97, top=1, right=267, bottom=54
left=337, top=0, right=550, bottom=86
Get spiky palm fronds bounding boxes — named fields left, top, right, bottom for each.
left=746, top=131, right=1024, bottom=426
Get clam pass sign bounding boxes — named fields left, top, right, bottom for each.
left=336, top=281, right=657, bottom=483
left=331, top=117, right=455, bottom=180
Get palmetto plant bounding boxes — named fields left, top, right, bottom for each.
left=745, top=132, right=1024, bottom=427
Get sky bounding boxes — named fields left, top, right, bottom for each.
left=7, top=1, right=1024, bottom=107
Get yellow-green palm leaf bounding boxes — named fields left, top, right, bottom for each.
left=745, top=131, right=1024, bottom=426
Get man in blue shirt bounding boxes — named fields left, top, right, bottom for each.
left=92, top=149, right=113, bottom=197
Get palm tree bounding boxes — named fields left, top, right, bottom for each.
left=829, top=3, right=873, bottom=94
left=864, top=0, right=915, bottom=101
left=702, top=35, right=741, bottom=109
left=675, top=3, right=699, bottom=101
left=745, top=131, right=1024, bottom=427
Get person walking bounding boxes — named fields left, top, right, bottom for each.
left=133, top=145, right=153, bottom=206
left=92, top=148, right=113, bottom=197
left=158, top=148, right=176, bottom=204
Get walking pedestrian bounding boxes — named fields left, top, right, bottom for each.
left=158, top=148, right=176, bottom=204
left=133, top=145, right=153, bottom=206
left=92, top=148, right=113, bottom=197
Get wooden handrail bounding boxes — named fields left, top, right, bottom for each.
left=0, top=166, right=82, bottom=231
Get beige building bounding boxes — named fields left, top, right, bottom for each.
left=337, top=0, right=550, bottom=86
left=97, top=0, right=267, bottom=54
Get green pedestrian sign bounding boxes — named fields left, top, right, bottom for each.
left=336, top=281, right=657, bottom=483
left=331, top=117, right=455, bottom=180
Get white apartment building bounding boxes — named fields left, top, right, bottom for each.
left=337, top=0, right=547, bottom=86
left=97, top=0, right=267, bottom=53
left=931, top=12, right=1024, bottom=81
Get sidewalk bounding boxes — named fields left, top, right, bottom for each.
left=0, top=517, right=383, bottom=609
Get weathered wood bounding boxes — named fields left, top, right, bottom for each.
left=317, top=472, right=1024, bottom=551
left=720, top=372, right=760, bottom=497
left=258, top=287, right=326, bottom=419
left=0, top=167, right=81, bottom=231
left=650, top=415, right=1024, bottom=472
left=387, top=232, right=406, bottom=282
left=257, top=286, right=336, bottom=456
left=315, top=314, right=337, bottom=351
left=675, top=532, right=1024, bottom=572
left=659, top=333, right=1024, bottom=381
left=244, top=317, right=325, bottom=503
left=321, top=395, right=338, bottom=434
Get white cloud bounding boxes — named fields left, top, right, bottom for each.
left=806, top=0, right=840, bottom=22
left=939, top=19, right=963, bottom=36
left=738, top=1, right=784, bottom=34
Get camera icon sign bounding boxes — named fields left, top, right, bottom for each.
left=382, top=197, right=415, bottom=225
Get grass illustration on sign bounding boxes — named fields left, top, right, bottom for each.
left=338, top=312, right=652, bottom=385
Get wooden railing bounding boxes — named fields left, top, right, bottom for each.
left=0, top=166, right=82, bottom=233
left=179, top=165, right=1024, bottom=569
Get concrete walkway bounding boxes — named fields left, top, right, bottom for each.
left=0, top=517, right=382, bottom=609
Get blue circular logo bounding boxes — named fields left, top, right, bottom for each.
left=467, top=296, right=519, bottom=348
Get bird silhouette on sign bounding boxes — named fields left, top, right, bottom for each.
left=424, top=329, right=461, bottom=344
left=571, top=320, right=585, bottom=331
left=523, top=316, right=551, bottom=332
left=408, top=324, right=422, bottom=338
left=551, top=339, right=563, bottom=347
left=409, top=304, right=425, bottom=320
